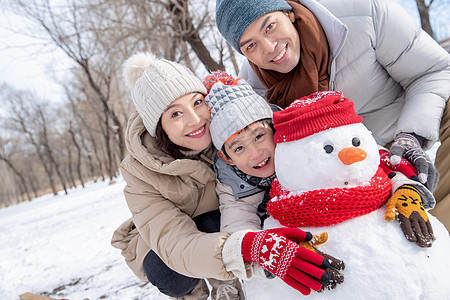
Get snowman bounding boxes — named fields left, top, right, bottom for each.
left=243, top=91, right=450, bottom=300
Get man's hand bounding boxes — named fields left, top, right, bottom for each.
left=389, top=133, right=439, bottom=191
left=384, top=184, right=435, bottom=247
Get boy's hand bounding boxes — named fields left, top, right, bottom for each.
left=384, top=184, right=435, bottom=247
left=241, top=228, right=330, bottom=295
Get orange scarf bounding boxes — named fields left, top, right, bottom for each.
left=249, top=1, right=330, bottom=108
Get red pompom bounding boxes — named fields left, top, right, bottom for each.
left=203, top=70, right=240, bottom=94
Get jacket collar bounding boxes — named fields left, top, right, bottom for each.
left=297, top=0, right=348, bottom=60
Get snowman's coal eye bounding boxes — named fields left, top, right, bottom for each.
left=324, top=144, right=334, bottom=154
left=352, top=137, right=361, bottom=147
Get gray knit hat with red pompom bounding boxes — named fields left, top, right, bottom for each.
left=122, top=52, right=207, bottom=137
left=205, top=76, right=273, bottom=150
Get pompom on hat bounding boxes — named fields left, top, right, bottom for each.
left=204, top=71, right=273, bottom=150
left=215, top=0, right=292, bottom=53
left=122, top=52, right=206, bottom=137
left=273, top=91, right=363, bottom=143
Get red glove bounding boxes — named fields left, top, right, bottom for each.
left=241, top=228, right=330, bottom=295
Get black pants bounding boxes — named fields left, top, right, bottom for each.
left=143, top=210, right=221, bottom=297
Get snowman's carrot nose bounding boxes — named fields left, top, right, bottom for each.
left=338, top=147, right=367, bottom=165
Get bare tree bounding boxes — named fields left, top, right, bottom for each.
left=2, top=85, right=68, bottom=196
left=13, top=0, right=126, bottom=168
left=164, top=0, right=224, bottom=71
left=35, top=104, right=69, bottom=194
left=66, top=89, right=106, bottom=182
left=0, top=138, right=32, bottom=201
left=415, top=0, right=435, bottom=39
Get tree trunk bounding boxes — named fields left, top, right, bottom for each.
left=227, top=43, right=240, bottom=75
left=68, top=127, right=85, bottom=188
left=168, top=0, right=224, bottom=72
left=19, top=120, right=58, bottom=196
left=0, top=157, right=32, bottom=201
left=27, top=173, right=39, bottom=198
left=415, top=0, right=435, bottom=39
left=66, top=147, right=77, bottom=188
left=36, top=108, right=68, bottom=195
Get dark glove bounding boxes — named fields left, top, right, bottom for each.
left=389, top=133, right=439, bottom=191
left=298, top=232, right=345, bottom=291
left=384, top=184, right=435, bottom=247
left=241, top=228, right=331, bottom=295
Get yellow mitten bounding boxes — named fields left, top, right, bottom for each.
left=299, top=232, right=345, bottom=291
left=384, top=184, right=435, bottom=247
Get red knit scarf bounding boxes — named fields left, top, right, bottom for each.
left=267, top=168, right=391, bottom=227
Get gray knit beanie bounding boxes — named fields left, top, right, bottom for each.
left=216, top=0, right=292, bottom=53
left=205, top=80, right=273, bottom=150
left=122, top=52, right=207, bottom=137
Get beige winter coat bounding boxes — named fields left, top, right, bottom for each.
left=111, top=111, right=234, bottom=281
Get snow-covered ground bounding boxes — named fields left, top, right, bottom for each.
left=0, top=176, right=169, bottom=300
left=0, top=143, right=443, bottom=300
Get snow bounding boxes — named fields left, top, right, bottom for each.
left=0, top=177, right=169, bottom=300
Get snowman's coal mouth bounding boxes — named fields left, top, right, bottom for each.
left=254, top=157, right=270, bottom=169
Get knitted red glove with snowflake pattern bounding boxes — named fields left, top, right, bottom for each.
left=241, top=228, right=330, bottom=295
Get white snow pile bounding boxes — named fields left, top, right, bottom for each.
left=244, top=211, right=450, bottom=300
left=0, top=176, right=168, bottom=300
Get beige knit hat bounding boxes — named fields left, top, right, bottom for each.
left=122, top=52, right=207, bottom=136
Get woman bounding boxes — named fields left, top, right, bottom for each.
left=111, top=52, right=333, bottom=299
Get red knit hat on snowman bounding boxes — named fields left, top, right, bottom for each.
left=267, top=91, right=393, bottom=227
left=273, top=91, right=362, bottom=143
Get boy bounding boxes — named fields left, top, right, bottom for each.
left=204, top=73, right=278, bottom=233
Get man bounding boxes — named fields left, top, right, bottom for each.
left=215, top=0, right=450, bottom=231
